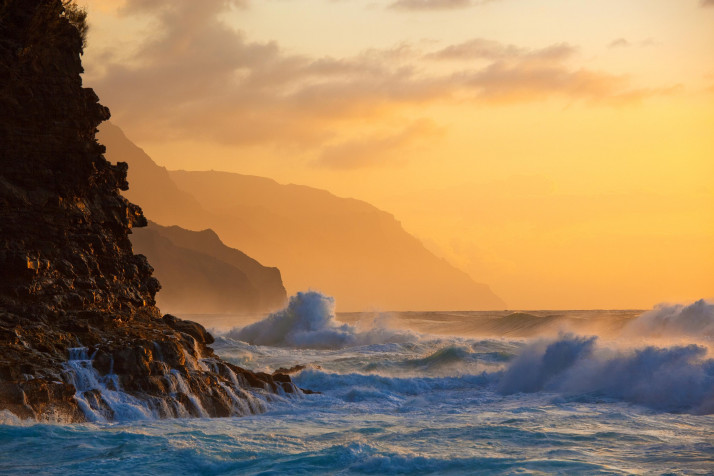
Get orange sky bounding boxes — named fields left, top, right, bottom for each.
left=79, top=0, right=714, bottom=309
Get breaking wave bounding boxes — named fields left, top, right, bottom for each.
left=229, top=292, right=418, bottom=349
left=623, top=299, right=714, bottom=339
left=498, top=334, right=714, bottom=414
left=225, top=296, right=714, bottom=414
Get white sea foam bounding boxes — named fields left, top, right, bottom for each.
left=0, top=410, right=25, bottom=426
left=63, top=347, right=157, bottom=422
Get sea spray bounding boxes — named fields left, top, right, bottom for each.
left=231, top=291, right=418, bottom=349
left=623, top=299, right=714, bottom=339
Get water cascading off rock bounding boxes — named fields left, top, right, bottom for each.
left=0, top=0, right=302, bottom=422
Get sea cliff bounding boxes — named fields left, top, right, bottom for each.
left=0, top=0, right=296, bottom=422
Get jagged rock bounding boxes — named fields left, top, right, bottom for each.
left=0, top=0, right=299, bottom=422
left=163, top=314, right=215, bottom=345
left=273, top=365, right=308, bottom=375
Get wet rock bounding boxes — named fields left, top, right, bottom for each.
left=273, top=365, right=307, bottom=375
left=0, top=0, right=301, bottom=423
left=163, top=314, right=215, bottom=345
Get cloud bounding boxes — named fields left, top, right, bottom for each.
left=608, top=38, right=630, bottom=49
left=120, top=0, right=249, bottom=14
left=427, top=39, right=575, bottom=62
left=389, top=0, right=477, bottom=10
left=608, top=38, right=657, bottom=49
left=701, top=0, right=714, bottom=7
left=462, top=63, right=629, bottom=103
left=85, top=2, right=665, bottom=165
left=428, top=40, right=650, bottom=104
left=315, top=119, right=443, bottom=169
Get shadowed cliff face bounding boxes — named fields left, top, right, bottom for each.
left=0, top=0, right=297, bottom=422
left=131, top=222, right=287, bottom=315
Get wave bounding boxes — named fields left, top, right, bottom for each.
left=227, top=292, right=418, bottom=349
left=358, top=343, right=514, bottom=377
left=498, top=334, right=714, bottom=414
left=294, top=369, right=494, bottom=401
left=224, top=297, right=714, bottom=414
left=479, top=312, right=564, bottom=336
left=623, top=299, right=714, bottom=339
left=0, top=422, right=623, bottom=475
left=274, top=441, right=613, bottom=475
left=291, top=336, right=714, bottom=414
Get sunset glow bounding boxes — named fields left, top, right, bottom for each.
left=81, top=0, right=713, bottom=309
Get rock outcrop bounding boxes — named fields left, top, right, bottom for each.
left=0, top=0, right=297, bottom=422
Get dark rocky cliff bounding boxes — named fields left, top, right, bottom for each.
left=0, top=0, right=296, bottom=422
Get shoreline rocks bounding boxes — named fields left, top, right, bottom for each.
left=0, top=0, right=299, bottom=422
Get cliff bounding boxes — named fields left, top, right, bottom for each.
left=171, top=170, right=506, bottom=311
left=131, top=222, right=287, bottom=315
left=0, top=0, right=297, bottom=422
left=98, top=124, right=505, bottom=311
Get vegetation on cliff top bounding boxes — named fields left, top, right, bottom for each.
left=61, top=1, right=87, bottom=50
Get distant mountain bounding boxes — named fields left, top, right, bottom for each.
left=131, top=222, right=287, bottom=315
left=97, top=124, right=211, bottom=230
left=100, top=123, right=505, bottom=311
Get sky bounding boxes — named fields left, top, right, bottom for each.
left=79, top=0, right=713, bottom=310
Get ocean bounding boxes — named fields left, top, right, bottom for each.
left=2, top=294, right=713, bottom=475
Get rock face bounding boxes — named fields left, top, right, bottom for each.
left=131, top=222, right=287, bottom=315
left=0, top=0, right=296, bottom=422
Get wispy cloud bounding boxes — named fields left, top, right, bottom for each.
left=608, top=38, right=630, bottom=49
left=316, top=119, right=442, bottom=169
left=389, top=0, right=484, bottom=10
left=86, top=1, right=667, bottom=168
left=427, top=39, right=575, bottom=62
left=608, top=37, right=657, bottom=49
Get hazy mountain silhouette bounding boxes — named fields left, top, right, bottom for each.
left=131, top=222, right=287, bottom=314
left=97, top=124, right=211, bottom=230
left=99, top=123, right=505, bottom=311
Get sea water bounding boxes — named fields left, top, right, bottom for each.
left=1, top=294, right=713, bottom=475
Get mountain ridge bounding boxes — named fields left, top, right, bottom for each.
left=99, top=123, right=505, bottom=311
left=131, top=222, right=287, bottom=315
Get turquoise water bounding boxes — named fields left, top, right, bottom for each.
left=3, top=395, right=713, bottom=475
left=2, top=298, right=714, bottom=475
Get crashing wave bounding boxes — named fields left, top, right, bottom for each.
left=623, top=299, right=714, bottom=339
left=497, top=333, right=714, bottom=414
left=230, top=292, right=419, bottom=349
